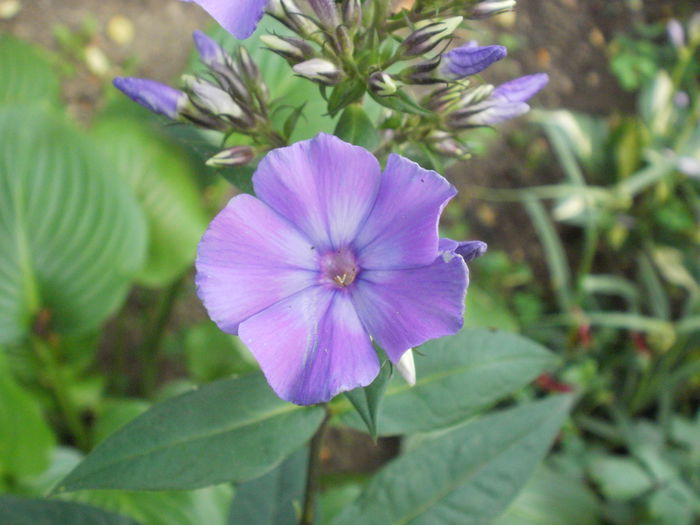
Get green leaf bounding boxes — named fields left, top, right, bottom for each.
left=0, top=35, right=60, bottom=109
left=588, top=455, right=653, bottom=501
left=494, top=465, right=601, bottom=525
left=334, top=105, right=380, bottom=150
left=327, top=79, right=366, bottom=117
left=91, top=115, right=208, bottom=287
left=463, top=285, right=519, bottom=331
left=338, top=328, right=558, bottom=435
left=228, top=447, right=307, bottom=525
left=55, top=373, right=325, bottom=492
left=345, top=360, right=393, bottom=439
left=0, top=353, right=55, bottom=478
left=0, top=495, right=140, bottom=525
left=0, top=106, right=147, bottom=344
left=368, top=89, right=432, bottom=117
left=331, top=395, right=573, bottom=525
left=92, top=399, right=151, bottom=445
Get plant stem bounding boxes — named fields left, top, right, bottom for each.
left=31, top=336, right=89, bottom=450
left=140, top=274, right=185, bottom=397
left=300, top=406, right=331, bottom=525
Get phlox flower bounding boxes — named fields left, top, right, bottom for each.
left=195, top=134, right=483, bottom=405
left=182, top=0, right=268, bottom=39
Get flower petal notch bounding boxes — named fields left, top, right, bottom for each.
left=196, top=134, right=482, bottom=405
left=181, top=0, right=268, bottom=39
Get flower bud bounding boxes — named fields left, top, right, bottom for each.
left=667, top=19, right=685, bottom=48
left=293, top=58, right=343, bottom=85
left=192, top=30, right=228, bottom=68
left=183, top=75, right=249, bottom=124
left=113, top=77, right=187, bottom=119
left=206, top=145, right=256, bottom=167
left=335, top=25, right=354, bottom=56
left=308, top=0, right=340, bottom=29
left=261, top=34, right=316, bottom=63
left=399, top=16, right=463, bottom=58
left=368, top=71, right=399, bottom=96
left=471, top=0, right=516, bottom=19
left=236, top=47, right=261, bottom=85
left=399, top=55, right=442, bottom=84
left=440, top=42, right=507, bottom=79
left=267, top=0, right=317, bottom=36
left=342, top=0, right=362, bottom=31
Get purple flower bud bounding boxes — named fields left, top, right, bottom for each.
left=441, top=42, right=507, bottom=79
left=492, top=73, right=549, bottom=103
left=667, top=19, right=685, bottom=48
left=450, top=100, right=530, bottom=127
left=113, top=77, right=186, bottom=119
left=206, top=145, right=256, bottom=167
left=400, top=56, right=442, bottom=85
left=455, top=240, right=488, bottom=261
left=400, top=17, right=463, bottom=58
left=308, top=0, right=339, bottom=29
left=342, top=0, right=362, bottom=31
left=192, top=31, right=228, bottom=67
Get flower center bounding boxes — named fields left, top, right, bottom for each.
left=319, top=247, right=359, bottom=288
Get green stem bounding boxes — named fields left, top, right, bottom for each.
left=140, top=275, right=185, bottom=397
left=31, top=336, right=89, bottom=450
left=300, top=406, right=331, bottom=525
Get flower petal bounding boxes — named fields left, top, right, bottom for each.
left=238, top=287, right=380, bottom=405
left=195, top=194, right=318, bottom=335
left=182, top=0, right=268, bottom=39
left=354, top=154, right=456, bottom=270
left=351, top=255, right=468, bottom=362
left=253, top=133, right=382, bottom=249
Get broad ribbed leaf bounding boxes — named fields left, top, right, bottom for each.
left=55, top=373, right=325, bottom=492
left=0, top=35, right=60, bottom=108
left=332, top=395, right=573, bottom=525
left=0, top=496, right=139, bottom=525
left=92, top=116, right=207, bottom=287
left=339, top=328, right=558, bottom=435
left=0, top=107, right=146, bottom=344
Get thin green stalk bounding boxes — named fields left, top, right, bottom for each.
left=31, top=336, right=89, bottom=450
left=140, top=274, right=185, bottom=397
left=300, top=406, right=331, bottom=525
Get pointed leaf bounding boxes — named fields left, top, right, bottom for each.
left=228, top=447, right=308, bottom=525
left=334, top=105, right=380, bottom=151
left=331, top=395, right=573, bottom=525
left=345, top=361, right=393, bottom=439
left=368, top=89, right=432, bottom=117
left=338, top=329, right=559, bottom=435
left=0, top=495, right=140, bottom=525
left=55, top=373, right=325, bottom=492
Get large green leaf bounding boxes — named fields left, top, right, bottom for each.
left=338, top=328, right=558, bottom=435
left=227, top=447, right=307, bottom=525
left=0, top=352, right=55, bottom=478
left=0, top=107, right=146, bottom=344
left=91, top=116, right=208, bottom=287
left=0, top=35, right=60, bottom=108
left=494, top=465, right=601, bottom=525
left=331, top=395, right=573, bottom=525
left=55, top=373, right=325, bottom=492
left=0, top=495, right=140, bottom=525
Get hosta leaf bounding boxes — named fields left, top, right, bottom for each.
left=0, top=107, right=146, bottom=344
left=55, top=373, right=324, bottom=492
left=0, top=35, right=60, bottom=109
left=0, top=495, right=139, bottom=525
left=92, top=115, right=208, bottom=287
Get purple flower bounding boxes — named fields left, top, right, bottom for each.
left=441, top=42, right=507, bottom=79
left=492, top=73, right=549, bottom=103
left=181, top=0, right=268, bottom=39
left=196, top=134, right=480, bottom=405
left=113, top=77, right=187, bottom=119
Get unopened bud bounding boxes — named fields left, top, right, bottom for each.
left=399, top=16, right=463, bottom=58
left=308, top=0, right=339, bottom=29
left=183, top=75, right=245, bottom=121
left=192, top=31, right=228, bottom=68
left=206, top=146, right=255, bottom=167
left=293, top=58, right=343, bottom=85
left=113, top=77, right=187, bottom=119
left=369, top=71, right=399, bottom=96
left=471, top=0, right=516, bottom=19
left=236, top=47, right=261, bottom=84
left=261, top=34, right=316, bottom=63
left=342, top=0, right=362, bottom=31
left=399, top=55, right=442, bottom=84
left=667, top=19, right=685, bottom=48
left=335, top=25, right=354, bottom=56
left=267, top=0, right=317, bottom=36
